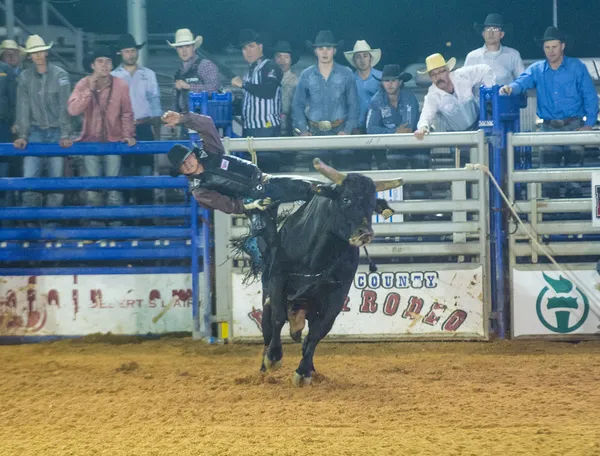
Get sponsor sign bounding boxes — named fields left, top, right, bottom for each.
left=232, top=265, right=485, bottom=339
left=0, top=274, right=198, bottom=336
left=512, top=269, right=600, bottom=337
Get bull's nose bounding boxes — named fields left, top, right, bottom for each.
left=349, top=228, right=374, bottom=247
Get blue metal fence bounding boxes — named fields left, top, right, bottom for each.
left=0, top=140, right=213, bottom=340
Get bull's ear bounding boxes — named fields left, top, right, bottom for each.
left=375, top=199, right=395, bottom=220
left=311, top=184, right=339, bottom=199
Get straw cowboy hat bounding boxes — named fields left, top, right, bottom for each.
left=0, top=39, right=26, bottom=57
left=24, top=35, right=53, bottom=53
left=417, top=53, right=456, bottom=75
left=344, top=40, right=381, bottom=68
left=167, top=28, right=203, bottom=49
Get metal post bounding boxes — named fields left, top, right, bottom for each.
left=75, top=29, right=84, bottom=72
left=5, top=0, right=15, bottom=39
left=127, top=0, right=148, bottom=67
left=191, top=196, right=201, bottom=339
left=201, top=208, right=213, bottom=341
left=553, top=0, right=558, bottom=27
left=41, top=0, right=49, bottom=38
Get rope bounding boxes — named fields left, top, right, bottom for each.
left=247, top=136, right=257, bottom=165
left=466, top=163, right=600, bottom=320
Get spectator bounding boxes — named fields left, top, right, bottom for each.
left=14, top=35, right=72, bottom=227
left=415, top=53, right=494, bottom=137
left=0, top=40, right=25, bottom=76
left=231, top=29, right=282, bottom=172
left=500, top=26, right=598, bottom=197
left=345, top=39, right=383, bottom=169
left=366, top=64, right=421, bottom=169
left=464, top=14, right=525, bottom=86
left=0, top=59, right=17, bottom=216
left=68, top=45, right=136, bottom=226
left=273, top=40, right=299, bottom=137
left=169, top=29, right=219, bottom=114
left=112, top=33, right=162, bottom=204
left=292, top=30, right=359, bottom=170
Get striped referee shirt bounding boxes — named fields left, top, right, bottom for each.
left=242, top=58, right=282, bottom=130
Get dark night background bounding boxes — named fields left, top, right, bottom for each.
left=12, top=0, right=600, bottom=65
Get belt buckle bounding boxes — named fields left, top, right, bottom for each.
left=318, top=120, right=332, bottom=131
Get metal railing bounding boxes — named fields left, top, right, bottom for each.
left=0, top=141, right=213, bottom=340
left=214, top=130, right=491, bottom=340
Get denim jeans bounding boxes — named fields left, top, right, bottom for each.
left=0, top=121, right=13, bottom=214
left=22, top=127, right=64, bottom=208
left=82, top=154, right=123, bottom=207
left=301, top=124, right=355, bottom=171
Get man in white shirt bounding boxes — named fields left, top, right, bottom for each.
left=464, top=14, right=524, bottom=86
left=112, top=33, right=162, bottom=204
left=414, top=53, right=495, bottom=140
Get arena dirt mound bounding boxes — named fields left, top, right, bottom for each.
left=115, top=361, right=139, bottom=373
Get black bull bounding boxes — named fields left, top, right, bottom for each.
left=260, top=158, right=403, bottom=386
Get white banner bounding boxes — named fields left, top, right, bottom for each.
left=593, top=172, right=600, bottom=227
left=232, top=265, right=485, bottom=339
left=0, top=274, right=198, bottom=336
left=512, top=269, right=600, bottom=337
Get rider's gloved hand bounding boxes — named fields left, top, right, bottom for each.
left=243, top=197, right=275, bottom=212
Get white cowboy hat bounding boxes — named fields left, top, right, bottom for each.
left=167, top=28, right=203, bottom=49
left=417, top=53, right=456, bottom=75
left=344, top=40, right=381, bottom=68
left=24, top=35, right=53, bottom=53
left=0, top=39, right=26, bottom=57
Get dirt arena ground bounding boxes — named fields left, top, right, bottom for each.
left=0, top=338, right=599, bottom=456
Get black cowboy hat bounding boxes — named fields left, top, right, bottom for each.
left=167, top=144, right=195, bottom=171
left=117, top=33, right=145, bottom=51
left=306, top=30, right=343, bottom=48
left=374, top=64, right=412, bottom=83
left=272, top=40, right=299, bottom=66
left=474, top=13, right=511, bottom=33
left=238, top=28, right=262, bottom=48
left=535, top=26, right=569, bottom=45
left=83, top=44, right=114, bottom=72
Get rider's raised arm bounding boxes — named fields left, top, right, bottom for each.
left=180, top=112, right=225, bottom=154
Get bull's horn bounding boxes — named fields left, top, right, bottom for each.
left=313, top=158, right=346, bottom=185
left=374, top=178, right=404, bottom=192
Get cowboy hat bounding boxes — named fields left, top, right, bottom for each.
left=83, top=44, right=114, bottom=71
left=344, top=40, right=381, bottom=68
left=535, top=26, right=568, bottom=45
left=24, top=35, right=53, bottom=53
left=0, top=39, right=26, bottom=57
left=417, top=53, right=456, bottom=75
left=238, top=28, right=263, bottom=49
left=306, top=30, right=343, bottom=48
left=117, top=33, right=145, bottom=52
left=167, top=29, right=203, bottom=49
left=272, top=40, right=299, bottom=66
left=375, top=64, right=412, bottom=83
left=474, top=13, right=512, bottom=34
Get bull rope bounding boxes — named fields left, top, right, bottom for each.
left=246, top=136, right=258, bottom=165
left=467, top=163, right=600, bottom=320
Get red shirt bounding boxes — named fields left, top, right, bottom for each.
left=68, top=75, right=135, bottom=142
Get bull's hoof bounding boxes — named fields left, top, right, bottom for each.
left=292, top=372, right=312, bottom=387
left=263, top=354, right=282, bottom=371
left=290, top=329, right=303, bottom=343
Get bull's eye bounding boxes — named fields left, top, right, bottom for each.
left=342, top=197, right=351, bottom=204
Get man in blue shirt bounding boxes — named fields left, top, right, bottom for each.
left=292, top=30, right=359, bottom=170
left=500, top=26, right=598, bottom=182
left=345, top=40, right=382, bottom=169
left=366, top=65, right=422, bottom=169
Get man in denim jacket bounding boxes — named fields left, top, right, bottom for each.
left=292, top=31, right=359, bottom=170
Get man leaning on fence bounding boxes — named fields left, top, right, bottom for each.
left=292, top=30, right=359, bottom=171
left=68, top=45, right=136, bottom=226
left=112, top=33, right=162, bottom=205
left=500, top=26, right=598, bottom=197
left=14, top=35, right=73, bottom=228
